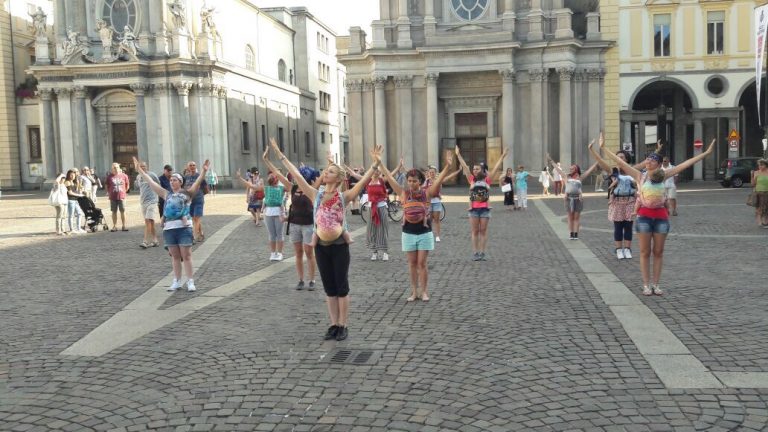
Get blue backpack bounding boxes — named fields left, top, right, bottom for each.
left=614, top=174, right=636, bottom=197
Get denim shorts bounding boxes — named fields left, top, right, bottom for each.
left=401, top=231, right=434, bottom=252
left=635, top=216, right=670, bottom=234
left=190, top=200, right=204, bottom=217
left=163, top=226, right=193, bottom=249
left=247, top=201, right=263, bottom=211
left=468, top=208, right=491, bottom=218
left=430, top=202, right=443, bottom=213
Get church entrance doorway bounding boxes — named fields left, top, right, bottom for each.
left=455, top=112, right=487, bottom=184
left=112, top=122, right=138, bottom=179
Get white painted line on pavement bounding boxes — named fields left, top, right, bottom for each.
left=533, top=200, right=726, bottom=389
left=61, top=219, right=366, bottom=357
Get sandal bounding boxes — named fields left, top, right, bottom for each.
left=421, top=293, right=430, bottom=302
left=121, top=228, right=129, bottom=232
left=406, top=295, right=417, bottom=302
left=110, top=228, right=117, bottom=232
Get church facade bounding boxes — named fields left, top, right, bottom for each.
left=6, top=1, right=345, bottom=188
left=339, top=0, right=618, bottom=174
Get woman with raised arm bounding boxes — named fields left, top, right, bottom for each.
left=263, top=148, right=318, bottom=289
left=234, top=168, right=266, bottom=226
left=547, top=155, right=599, bottom=240
left=378, top=151, right=454, bottom=301
left=455, top=145, right=509, bottom=261
left=424, top=165, right=461, bottom=242
left=590, top=132, right=661, bottom=260
left=269, top=138, right=381, bottom=341
left=133, top=156, right=209, bottom=293
left=598, top=138, right=715, bottom=296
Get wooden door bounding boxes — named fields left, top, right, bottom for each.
left=112, top=122, right=137, bottom=178
left=455, top=113, right=488, bottom=184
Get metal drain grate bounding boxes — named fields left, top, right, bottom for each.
left=326, top=349, right=381, bottom=365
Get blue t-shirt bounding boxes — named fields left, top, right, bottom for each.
left=515, top=171, right=529, bottom=190
left=183, top=173, right=207, bottom=203
left=159, top=174, right=172, bottom=193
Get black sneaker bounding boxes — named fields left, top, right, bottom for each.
left=295, top=281, right=305, bottom=290
left=323, top=325, right=338, bottom=340
left=308, top=281, right=316, bottom=291
left=335, top=326, right=348, bottom=341
left=478, top=252, right=487, bottom=261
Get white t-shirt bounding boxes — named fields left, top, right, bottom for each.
left=662, top=164, right=677, bottom=188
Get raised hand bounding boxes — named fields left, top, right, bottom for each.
left=269, top=137, right=281, bottom=153
left=202, top=159, right=211, bottom=172
left=501, top=147, right=509, bottom=158
left=444, top=151, right=454, bottom=167
left=454, top=145, right=461, bottom=155
left=326, top=150, right=334, bottom=165
left=235, top=169, right=242, bottom=178
left=598, top=131, right=605, bottom=149
left=705, top=138, right=716, bottom=155
left=588, top=139, right=595, bottom=151
left=132, top=156, right=143, bottom=172
left=656, top=139, right=664, bottom=152
left=263, top=146, right=269, bottom=160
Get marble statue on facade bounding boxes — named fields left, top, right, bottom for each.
left=200, top=5, right=218, bottom=37
left=168, top=0, right=187, bottom=31
left=117, top=26, right=138, bottom=58
left=96, top=19, right=114, bottom=53
left=29, top=7, right=47, bottom=39
left=62, top=28, right=81, bottom=56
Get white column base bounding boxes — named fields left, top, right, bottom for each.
left=34, top=37, right=51, bottom=65
left=396, top=19, right=413, bottom=49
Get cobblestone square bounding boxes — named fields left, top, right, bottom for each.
left=1, top=183, right=767, bottom=431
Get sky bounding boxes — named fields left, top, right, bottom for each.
left=256, top=0, right=380, bottom=36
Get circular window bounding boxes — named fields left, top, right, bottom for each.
left=705, top=75, right=728, bottom=98
left=451, top=0, right=489, bottom=21
left=101, top=0, right=139, bottom=37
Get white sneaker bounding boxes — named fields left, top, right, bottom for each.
left=371, top=252, right=377, bottom=261
left=186, top=280, right=196, bottom=292
left=269, top=252, right=277, bottom=261
left=616, top=248, right=625, bottom=260
left=435, top=236, right=441, bottom=243
left=275, top=252, right=283, bottom=261
left=623, top=248, right=633, bottom=259
left=167, top=279, right=181, bottom=292
left=381, top=253, right=389, bottom=261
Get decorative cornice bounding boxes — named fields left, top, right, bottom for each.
left=444, top=95, right=499, bottom=109
left=557, top=67, right=575, bottom=81
left=572, top=69, right=586, bottom=82
left=585, top=68, right=605, bottom=80
left=38, top=88, right=54, bottom=100
left=528, top=68, right=548, bottom=82
left=499, top=69, right=515, bottom=83
left=54, top=87, right=71, bottom=96
left=345, top=79, right=363, bottom=92
left=425, top=73, right=439, bottom=85
left=153, top=83, right=169, bottom=94
left=394, top=75, right=412, bottom=88
left=362, top=80, right=374, bottom=91
left=129, top=83, right=149, bottom=96
left=373, top=75, right=388, bottom=89
left=174, top=81, right=193, bottom=96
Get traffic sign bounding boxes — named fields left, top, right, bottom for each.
left=728, top=129, right=740, bottom=141
left=693, top=139, right=703, bottom=148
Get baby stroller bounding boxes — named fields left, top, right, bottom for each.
left=77, top=195, right=109, bottom=232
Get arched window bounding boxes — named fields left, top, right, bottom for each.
left=245, top=45, right=255, bottom=71
left=278, top=59, right=287, bottom=82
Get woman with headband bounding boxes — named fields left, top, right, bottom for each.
left=594, top=137, right=715, bottom=297
left=133, top=156, right=210, bottom=293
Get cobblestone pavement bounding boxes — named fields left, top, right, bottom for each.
left=1, top=183, right=767, bottom=431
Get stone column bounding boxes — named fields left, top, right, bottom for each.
left=174, top=82, right=193, bottom=164
left=154, top=84, right=175, bottom=166
left=573, top=71, right=586, bottom=166
left=558, top=67, right=574, bottom=164
left=55, top=0, right=66, bottom=59
left=500, top=69, right=515, bottom=170
left=373, top=75, right=388, bottom=167
left=346, top=80, right=365, bottom=167
left=396, top=0, right=412, bottom=49
left=40, top=89, right=58, bottom=177
left=130, top=84, right=149, bottom=161
left=587, top=69, right=603, bottom=149
left=637, top=121, right=646, bottom=154
left=395, top=75, right=413, bottom=167
left=424, top=0, right=436, bottom=36
left=73, top=86, right=90, bottom=168
left=362, top=80, right=376, bottom=166
left=426, top=73, right=439, bottom=167
left=528, top=1, right=544, bottom=41
left=528, top=68, right=547, bottom=169
left=693, top=119, right=703, bottom=180
left=217, top=87, right=230, bottom=175
left=139, top=0, right=152, bottom=53
left=503, top=0, right=516, bottom=32
left=55, top=87, right=75, bottom=170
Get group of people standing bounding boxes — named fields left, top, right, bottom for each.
left=50, top=166, right=101, bottom=235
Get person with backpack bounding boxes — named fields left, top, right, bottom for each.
left=270, top=138, right=381, bottom=341
left=548, top=155, right=599, bottom=240
left=455, top=145, right=509, bottom=261
left=596, top=137, right=715, bottom=296
left=377, top=151, right=455, bottom=302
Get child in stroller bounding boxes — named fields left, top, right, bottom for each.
left=76, top=195, right=109, bottom=232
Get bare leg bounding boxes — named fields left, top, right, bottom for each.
left=638, top=233, right=652, bottom=286
left=326, top=297, right=339, bottom=325
left=573, top=212, right=581, bottom=234
left=143, top=220, right=151, bottom=243
left=651, top=233, right=667, bottom=285
left=293, top=242, right=304, bottom=281
left=303, top=244, right=316, bottom=281
left=180, top=246, right=194, bottom=279
left=407, top=251, right=419, bottom=300
left=168, top=246, right=183, bottom=280
left=269, top=240, right=276, bottom=253
left=477, top=218, right=489, bottom=253
left=418, top=250, right=429, bottom=300
left=432, top=213, right=441, bottom=238
left=669, top=198, right=677, bottom=215
left=149, top=220, right=157, bottom=243
left=120, top=210, right=126, bottom=229
left=338, top=296, right=350, bottom=326
left=469, top=217, right=480, bottom=253
left=111, top=211, right=117, bottom=229
left=276, top=240, right=284, bottom=254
